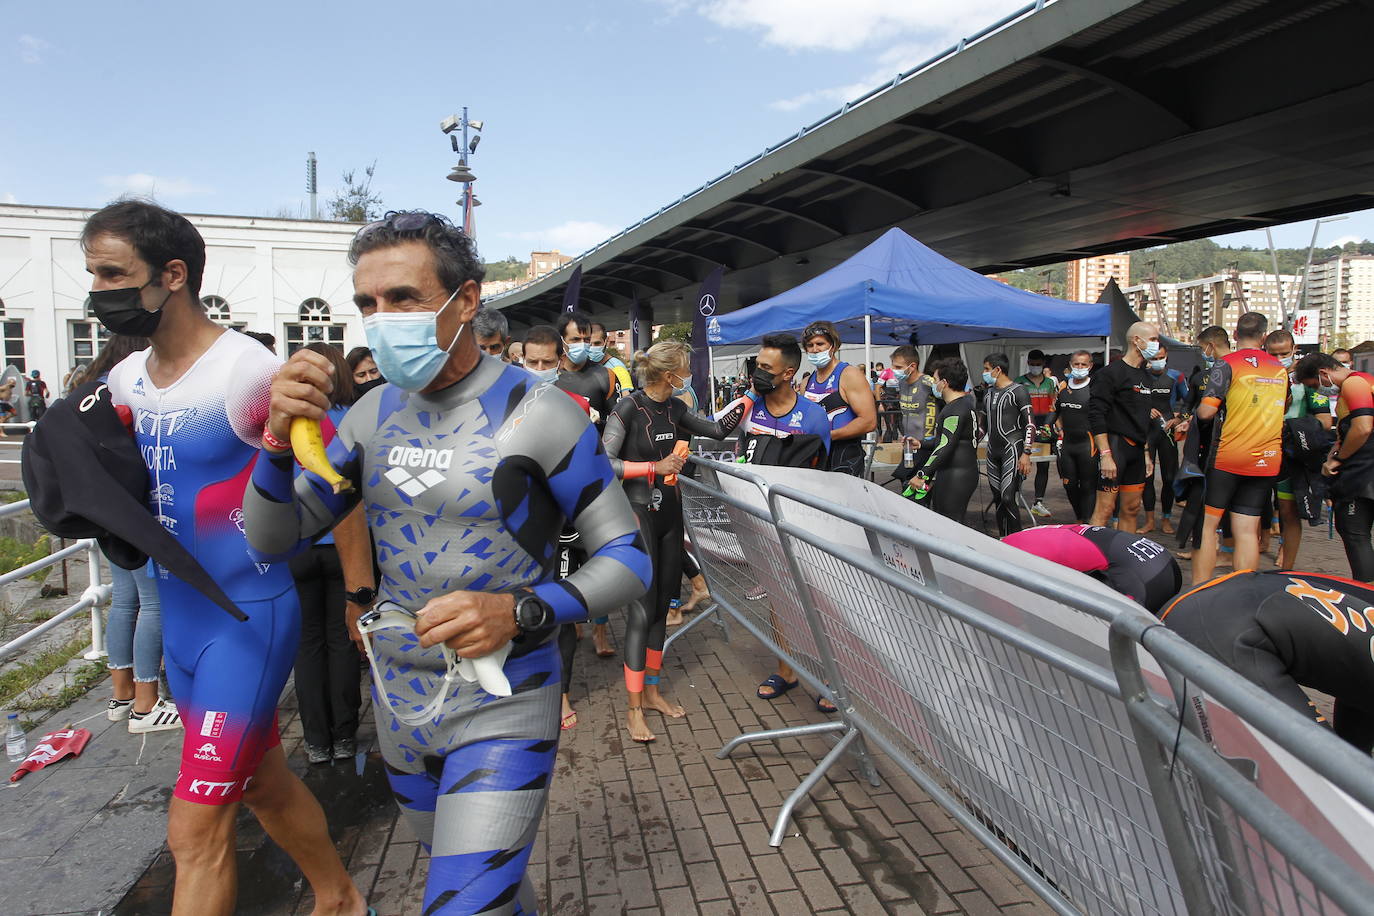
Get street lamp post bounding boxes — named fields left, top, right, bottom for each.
left=441, top=109, right=482, bottom=239
left=1294, top=214, right=1348, bottom=335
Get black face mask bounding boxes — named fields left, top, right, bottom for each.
left=354, top=377, right=387, bottom=397
left=87, top=281, right=170, bottom=337
left=752, top=367, right=779, bottom=395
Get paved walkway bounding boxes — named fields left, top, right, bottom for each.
left=5, top=479, right=1356, bottom=915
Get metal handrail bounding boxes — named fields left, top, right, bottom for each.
left=0, top=499, right=109, bottom=662
left=485, top=0, right=1057, bottom=304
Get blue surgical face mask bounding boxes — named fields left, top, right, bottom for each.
left=530, top=367, right=559, bottom=383
left=1318, top=372, right=1340, bottom=399
left=1069, top=367, right=1090, bottom=380
left=361, top=289, right=464, bottom=392
left=1148, top=358, right=1167, bottom=373
left=1278, top=355, right=1294, bottom=369
left=587, top=345, right=606, bottom=363
left=982, top=370, right=996, bottom=385
left=673, top=372, right=692, bottom=394
left=567, top=342, right=590, bottom=365
left=1202, top=352, right=1215, bottom=369
left=806, top=349, right=832, bottom=368
left=1138, top=338, right=1160, bottom=359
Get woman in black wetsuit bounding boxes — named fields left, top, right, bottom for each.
left=603, top=340, right=750, bottom=742
left=1051, top=349, right=1097, bottom=523
left=907, top=357, right=978, bottom=524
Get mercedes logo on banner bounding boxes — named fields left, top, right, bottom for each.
left=699, top=294, right=716, bottom=316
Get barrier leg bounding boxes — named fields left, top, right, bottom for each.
left=663, top=599, right=720, bottom=652
left=717, top=719, right=846, bottom=759
left=769, top=727, right=862, bottom=846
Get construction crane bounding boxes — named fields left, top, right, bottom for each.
left=1143, top=260, right=1174, bottom=338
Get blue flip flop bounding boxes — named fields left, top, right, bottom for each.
left=757, top=674, right=799, bottom=700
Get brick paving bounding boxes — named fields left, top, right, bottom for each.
left=19, top=473, right=1358, bottom=915
left=109, top=605, right=1053, bottom=916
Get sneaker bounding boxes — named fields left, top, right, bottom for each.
left=128, top=698, right=182, bottom=734
left=1031, top=501, right=1051, bottom=518
left=106, top=697, right=134, bottom=722
left=305, top=743, right=332, bottom=765
left=331, top=738, right=356, bottom=761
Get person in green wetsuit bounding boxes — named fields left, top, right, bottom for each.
left=1266, top=329, right=1332, bottom=569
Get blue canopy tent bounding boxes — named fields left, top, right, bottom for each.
left=707, top=228, right=1111, bottom=372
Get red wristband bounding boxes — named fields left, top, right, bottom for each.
left=261, top=423, right=291, bottom=453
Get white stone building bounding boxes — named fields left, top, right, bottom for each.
left=0, top=204, right=364, bottom=385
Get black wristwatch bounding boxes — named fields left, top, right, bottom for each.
left=345, top=586, right=376, bottom=606
left=512, top=588, right=554, bottom=633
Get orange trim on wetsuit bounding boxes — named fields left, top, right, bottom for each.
left=1159, top=569, right=1248, bottom=620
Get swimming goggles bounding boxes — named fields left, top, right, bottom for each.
left=357, top=600, right=513, bottom=726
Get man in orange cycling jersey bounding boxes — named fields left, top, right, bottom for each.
left=1192, top=312, right=1290, bottom=584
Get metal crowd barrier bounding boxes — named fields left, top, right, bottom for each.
left=0, top=499, right=109, bottom=661
left=677, top=456, right=1374, bottom=916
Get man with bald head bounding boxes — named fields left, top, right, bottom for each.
left=1088, top=321, right=1159, bottom=532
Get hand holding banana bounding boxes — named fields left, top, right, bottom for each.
left=266, top=350, right=352, bottom=492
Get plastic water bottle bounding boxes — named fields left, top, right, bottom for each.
left=6, top=713, right=26, bottom=763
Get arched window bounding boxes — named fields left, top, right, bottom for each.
left=299, top=298, right=332, bottom=322
left=202, top=295, right=232, bottom=322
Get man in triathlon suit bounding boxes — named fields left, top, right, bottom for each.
left=980, top=353, right=1033, bottom=537
left=1004, top=525, right=1181, bottom=614
left=556, top=310, right=620, bottom=426
left=1050, top=350, right=1097, bottom=523
left=743, top=333, right=833, bottom=706
left=1192, top=312, right=1289, bottom=584
left=801, top=320, right=876, bottom=476
left=603, top=340, right=750, bottom=741
left=1268, top=332, right=1332, bottom=569
left=906, top=358, right=978, bottom=524
left=243, top=211, right=651, bottom=915
left=1141, top=344, right=1187, bottom=535
left=1089, top=321, right=1159, bottom=533
left=589, top=320, right=634, bottom=392
left=1295, top=352, right=1374, bottom=581
left=1161, top=571, right=1374, bottom=752
left=889, top=346, right=937, bottom=458
left=85, top=201, right=365, bottom=915
left=1014, top=350, right=1058, bottom=519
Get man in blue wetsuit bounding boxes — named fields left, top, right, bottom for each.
left=85, top=200, right=365, bottom=916
left=242, top=211, right=651, bottom=915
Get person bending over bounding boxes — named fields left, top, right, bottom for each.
left=603, top=340, right=750, bottom=742
left=1161, top=570, right=1374, bottom=753
left=1004, top=524, right=1181, bottom=615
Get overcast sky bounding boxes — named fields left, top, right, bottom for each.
left=4, top=1, right=1369, bottom=260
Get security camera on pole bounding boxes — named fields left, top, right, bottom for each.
left=441, top=109, right=482, bottom=239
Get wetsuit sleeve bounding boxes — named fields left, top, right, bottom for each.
left=1088, top=365, right=1115, bottom=437
left=1340, top=375, right=1374, bottom=421
left=601, top=397, right=633, bottom=478
left=1171, top=372, right=1188, bottom=415
left=241, top=392, right=371, bottom=560
left=676, top=395, right=751, bottom=439
left=918, top=404, right=966, bottom=474
left=1016, top=385, right=1034, bottom=454
left=1306, top=387, right=1331, bottom=416
left=1201, top=362, right=1231, bottom=409
left=505, top=389, right=650, bottom=624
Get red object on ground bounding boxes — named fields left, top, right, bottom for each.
left=9, top=727, right=92, bottom=782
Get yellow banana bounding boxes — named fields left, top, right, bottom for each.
left=289, top=416, right=353, bottom=494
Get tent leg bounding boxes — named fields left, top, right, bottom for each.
left=708, top=345, right=717, bottom=409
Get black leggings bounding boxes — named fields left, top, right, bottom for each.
left=1058, top=439, right=1097, bottom=523
left=1142, top=429, right=1179, bottom=515
left=930, top=455, right=978, bottom=525
left=289, top=544, right=361, bottom=747
left=556, top=531, right=584, bottom=697
left=1335, top=497, right=1374, bottom=582
left=624, top=499, right=684, bottom=686
left=682, top=544, right=700, bottom=580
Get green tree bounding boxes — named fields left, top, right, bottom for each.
left=327, top=162, right=383, bottom=223
left=655, top=322, right=692, bottom=342
left=483, top=256, right=526, bottom=282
